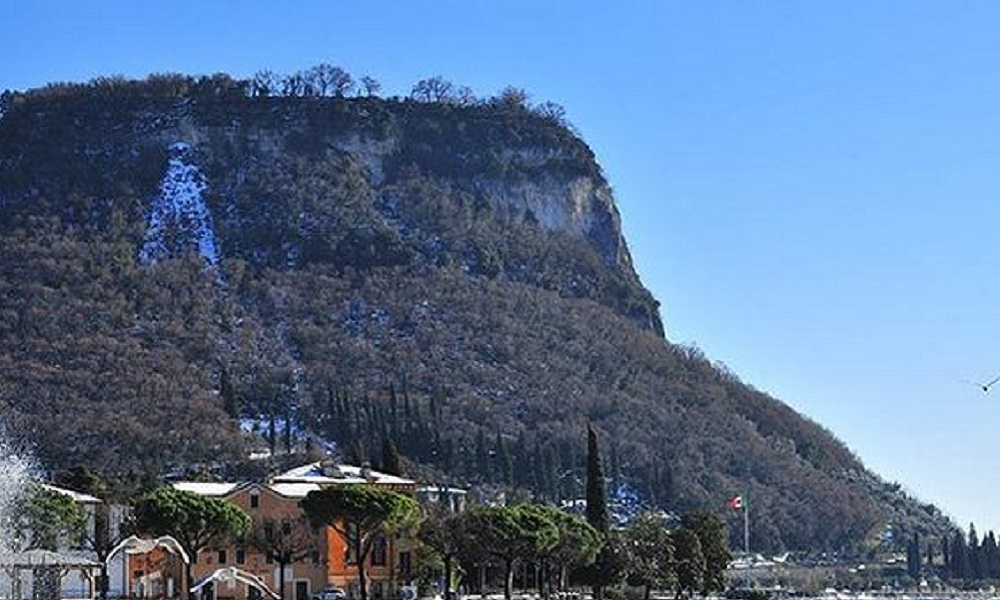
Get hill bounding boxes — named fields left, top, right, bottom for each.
left=0, top=71, right=955, bottom=553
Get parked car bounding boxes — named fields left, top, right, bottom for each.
left=313, top=587, right=346, bottom=600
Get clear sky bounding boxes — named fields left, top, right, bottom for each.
left=3, top=1, right=1000, bottom=536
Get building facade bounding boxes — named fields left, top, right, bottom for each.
left=131, top=462, right=419, bottom=600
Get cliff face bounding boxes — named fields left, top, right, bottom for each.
left=0, top=89, right=660, bottom=334
left=0, top=77, right=954, bottom=552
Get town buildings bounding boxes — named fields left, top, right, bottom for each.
left=130, top=461, right=425, bottom=600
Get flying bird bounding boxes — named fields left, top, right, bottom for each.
left=980, top=376, right=1000, bottom=393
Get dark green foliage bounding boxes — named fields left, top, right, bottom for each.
left=455, top=505, right=560, bottom=600
left=19, top=483, right=88, bottom=551
left=381, top=437, right=403, bottom=476
left=417, top=510, right=466, bottom=600
left=521, top=504, right=601, bottom=598
left=673, top=528, right=705, bottom=598
left=301, top=485, right=420, bottom=600
left=585, top=425, right=608, bottom=533
left=680, top=512, right=730, bottom=595
left=133, top=486, right=252, bottom=596
left=622, top=512, right=675, bottom=599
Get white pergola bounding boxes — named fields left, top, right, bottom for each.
left=0, top=549, right=102, bottom=600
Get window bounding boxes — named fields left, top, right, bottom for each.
left=345, top=522, right=359, bottom=565
left=398, top=551, right=411, bottom=577
left=371, top=535, right=387, bottom=566
left=218, top=550, right=227, bottom=564
left=250, top=492, right=260, bottom=509
left=236, top=548, right=245, bottom=565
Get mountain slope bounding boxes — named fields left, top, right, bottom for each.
left=0, top=74, right=954, bottom=552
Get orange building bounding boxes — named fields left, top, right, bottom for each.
left=129, top=462, right=418, bottom=600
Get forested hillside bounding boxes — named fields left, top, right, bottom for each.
left=0, top=70, right=955, bottom=553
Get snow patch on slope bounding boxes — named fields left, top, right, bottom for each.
left=139, top=142, right=221, bottom=265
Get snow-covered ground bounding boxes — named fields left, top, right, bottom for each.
left=139, top=142, right=220, bottom=265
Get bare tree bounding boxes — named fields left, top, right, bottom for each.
left=247, top=515, right=318, bottom=600
left=281, top=72, right=306, bottom=97
left=251, top=70, right=280, bottom=97
left=359, top=75, right=382, bottom=97
left=330, top=67, right=355, bottom=97
left=411, top=76, right=454, bottom=102
left=455, top=86, right=478, bottom=107
left=308, top=64, right=353, bottom=97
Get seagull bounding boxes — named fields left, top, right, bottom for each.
left=980, top=376, right=1000, bottom=393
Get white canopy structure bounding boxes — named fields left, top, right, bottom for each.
left=105, top=535, right=190, bottom=565
left=190, top=567, right=279, bottom=600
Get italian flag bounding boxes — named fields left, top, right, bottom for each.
left=728, top=494, right=744, bottom=510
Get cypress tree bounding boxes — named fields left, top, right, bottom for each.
left=219, top=366, right=239, bottom=418
left=907, top=533, right=921, bottom=578
left=382, top=437, right=403, bottom=476
left=585, top=425, right=608, bottom=532
left=495, top=432, right=513, bottom=485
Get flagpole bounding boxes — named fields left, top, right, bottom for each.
left=744, top=491, right=749, bottom=557
left=742, top=492, right=750, bottom=592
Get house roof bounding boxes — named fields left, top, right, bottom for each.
left=0, top=549, right=101, bottom=568
left=171, top=462, right=415, bottom=500
left=172, top=482, right=242, bottom=497
left=41, top=483, right=101, bottom=504
left=268, top=482, right=322, bottom=498
left=272, top=462, right=415, bottom=487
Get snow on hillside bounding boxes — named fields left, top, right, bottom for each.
left=139, top=142, right=220, bottom=265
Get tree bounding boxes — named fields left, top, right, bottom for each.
left=623, top=512, right=675, bottom=600
left=457, top=505, right=559, bottom=600
left=680, top=512, right=731, bottom=595
left=359, top=76, right=382, bottom=97
left=251, top=70, right=280, bottom=97
left=310, top=64, right=354, bottom=97
left=132, top=486, right=252, bottom=599
left=247, top=515, right=318, bottom=600
left=672, top=528, right=704, bottom=598
left=492, top=87, right=530, bottom=112
left=521, top=504, right=600, bottom=599
left=949, top=529, right=968, bottom=580
left=411, top=77, right=454, bottom=103
left=968, top=523, right=982, bottom=580
left=907, top=532, right=921, bottom=579
left=55, top=467, right=127, bottom=600
left=983, top=531, right=999, bottom=579
left=301, top=485, right=421, bottom=600
left=19, top=483, right=88, bottom=550
left=381, top=437, right=403, bottom=476
left=585, top=425, right=607, bottom=533
left=418, top=509, right=465, bottom=600
left=581, top=425, right=621, bottom=600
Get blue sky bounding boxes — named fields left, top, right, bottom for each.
left=4, top=1, right=1000, bottom=536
